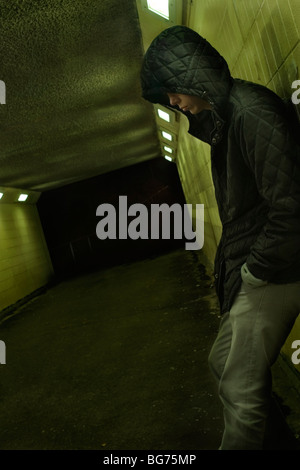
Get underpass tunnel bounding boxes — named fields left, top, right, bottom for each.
left=0, top=0, right=300, bottom=451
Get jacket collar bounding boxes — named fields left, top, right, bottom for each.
left=187, top=106, right=226, bottom=146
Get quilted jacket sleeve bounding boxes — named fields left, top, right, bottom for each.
left=237, top=103, right=300, bottom=281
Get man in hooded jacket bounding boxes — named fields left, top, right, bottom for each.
left=140, top=25, right=300, bottom=450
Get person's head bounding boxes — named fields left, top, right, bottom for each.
left=140, top=26, right=232, bottom=118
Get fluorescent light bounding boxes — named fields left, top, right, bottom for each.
left=164, top=146, right=173, bottom=154
left=157, top=108, right=170, bottom=122
left=0, top=193, right=3, bottom=199
left=162, top=130, right=172, bottom=141
left=164, top=155, right=173, bottom=162
left=18, top=194, right=28, bottom=202
left=147, top=0, right=169, bottom=20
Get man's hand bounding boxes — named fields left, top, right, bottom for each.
left=241, top=263, right=268, bottom=288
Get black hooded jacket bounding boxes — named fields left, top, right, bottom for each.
left=141, top=26, right=300, bottom=314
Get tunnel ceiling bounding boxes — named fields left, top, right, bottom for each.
left=0, top=0, right=162, bottom=192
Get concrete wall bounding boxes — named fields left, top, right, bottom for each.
left=176, top=0, right=300, bottom=372
left=0, top=203, right=54, bottom=313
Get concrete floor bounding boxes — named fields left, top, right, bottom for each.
left=0, top=248, right=299, bottom=450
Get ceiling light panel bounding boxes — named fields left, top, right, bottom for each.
left=18, top=194, right=29, bottom=202
left=140, top=0, right=181, bottom=25
left=147, top=0, right=169, bottom=19
left=157, top=108, right=170, bottom=122
left=161, top=130, right=173, bottom=141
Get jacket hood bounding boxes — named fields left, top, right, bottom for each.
left=140, top=26, right=233, bottom=144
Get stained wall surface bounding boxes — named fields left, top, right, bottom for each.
left=0, top=203, right=54, bottom=313
left=175, top=0, right=300, bottom=372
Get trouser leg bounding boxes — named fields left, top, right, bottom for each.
left=208, top=281, right=300, bottom=450
left=208, top=311, right=232, bottom=384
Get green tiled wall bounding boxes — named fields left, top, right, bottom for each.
left=176, top=0, right=300, bottom=371
left=0, top=204, right=54, bottom=313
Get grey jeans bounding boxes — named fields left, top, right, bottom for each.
left=208, top=280, right=300, bottom=450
